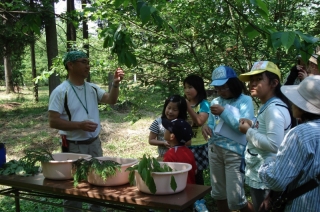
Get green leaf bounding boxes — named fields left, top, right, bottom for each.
left=138, top=155, right=147, bottom=175
left=141, top=167, right=148, bottom=181
left=152, top=157, right=161, bottom=171
left=281, top=31, right=296, bottom=53
left=114, top=0, right=124, bottom=8
left=299, top=42, right=313, bottom=63
left=128, top=170, right=135, bottom=186
left=271, top=32, right=282, bottom=50
left=293, top=36, right=301, bottom=50
left=295, top=31, right=319, bottom=44
left=124, top=53, right=131, bottom=68
left=123, top=0, right=130, bottom=7
left=256, top=0, right=269, bottom=16
left=256, top=8, right=269, bottom=22
left=136, top=1, right=145, bottom=17
left=145, top=170, right=156, bottom=194
left=152, top=13, right=164, bottom=28
left=149, top=6, right=157, bottom=14
left=244, top=25, right=260, bottom=40
left=170, top=175, right=177, bottom=192
left=103, top=37, right=110, bottom=48
left=130, top=0, right=137, bottom=10
left=126, top=51, right=137, bottom=67
left=118, top=51, right=126, bottom=65
left=15, top=166, right=26, bottom=176
left=140, top=5, right=151, bottom=25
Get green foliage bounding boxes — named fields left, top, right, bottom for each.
left=72, top=158, right=121, bottom=187
left=0, top=160, right=37, bottom=176
left=126, top=154, right=176, bottom=194
left=0, top=149, right=53, bottom=177
left=5, top=0, right=320, bottom=120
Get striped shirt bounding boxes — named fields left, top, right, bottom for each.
left=149, top=117, right=168, bottom=157
left=258, top=119, right=320, bottom=211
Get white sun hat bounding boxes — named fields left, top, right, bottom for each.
left=281, top=75, right=320, bottom=115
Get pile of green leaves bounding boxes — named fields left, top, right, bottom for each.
left=126, top=154, right=177, bottom=194
left=0, top=149, right=54, bottom=176
left=72, top=158, right=121, bottom=187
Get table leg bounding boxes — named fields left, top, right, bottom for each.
left=13, top=188, right=20, bottom=212
left=134, top=208, right=169, bottom=212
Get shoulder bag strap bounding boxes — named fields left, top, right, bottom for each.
left=64, top=91, right=72, bottom=121
left=284, top=174, right=320, bottom=202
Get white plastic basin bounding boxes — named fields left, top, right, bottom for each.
left=41, top=153, right=91, bottom=180
left=87, top=157, right=138, bottom=186
left=135, top=162, right=192, bottom=195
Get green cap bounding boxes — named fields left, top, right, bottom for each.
left=63, top=51, right=88, bottom=67
left=239, top=61, right=281, bottom=82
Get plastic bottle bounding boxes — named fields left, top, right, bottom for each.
left=194, top=199, right=208, bottom=212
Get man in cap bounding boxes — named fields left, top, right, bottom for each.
left=48, top=50, right=124, bottom=211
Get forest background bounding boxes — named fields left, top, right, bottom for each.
left=1, top=0, right=320, bottom=118
left=0, top=0, right=320, bottom=211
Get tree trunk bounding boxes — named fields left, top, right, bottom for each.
left=3, top=52, right=14, bottom=94
left=30, top=0, right=38, bottom=102
left=46, top=0, right=60, bottom=95
left=82, top=0, right=90, bottom=82
left=30, top=40, right=38, bottom=102
left=67, top=0, right=76, bottom=50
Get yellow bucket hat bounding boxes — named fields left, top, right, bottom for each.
left=239, top=61, right=281, bottom=82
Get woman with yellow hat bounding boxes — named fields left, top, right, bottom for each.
left=238, top=61, right=294, bottom=211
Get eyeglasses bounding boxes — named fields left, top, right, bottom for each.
left=214, top=87, right=230, bottom=92
left=74, top=60, right=90, bottom=65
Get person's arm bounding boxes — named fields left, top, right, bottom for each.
left=246, top=107, right=287, bottom=153
left=100, top=68, right=124, bottom=104
left=49, top=110, right=97, bottom=132
left=148, top=119, right=170, bottom=148
left=258, top=128, right=307, bottom=191
left=186, top=100, right=209, bottom=127
left=220, top=96, right=254, bottom=132
left=148, top=131, right=170, bottom=148
left=202, top=111, right=216, bottom=140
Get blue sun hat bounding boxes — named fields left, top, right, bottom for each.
left=210, top=66, right=237, bottom=86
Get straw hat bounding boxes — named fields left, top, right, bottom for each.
left=309, top=51, right=320, bottom=65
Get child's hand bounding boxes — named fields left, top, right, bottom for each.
left=202, top=125, right=212, bottom=141
left=239, top=118, right=251, bottom=134
left=164, top=141, right=171, bottom=148
left=210, top=104, right=224, bottom=115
